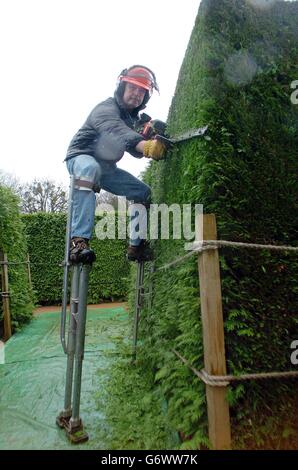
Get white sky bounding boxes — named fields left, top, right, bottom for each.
left=0, top=0, right=201, bottom=187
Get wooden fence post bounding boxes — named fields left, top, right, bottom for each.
left=197, top=214, right=231, bottom=449
left=0, top=251, right=12, bottom=341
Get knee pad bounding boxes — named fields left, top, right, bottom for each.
left=71, top=155, right=101, bottom=190
left=74, top=176, right=94, bottom=191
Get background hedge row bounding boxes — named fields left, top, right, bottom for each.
left=124, top=0, right=298, bottom=449
left=0, top=185, right=33, bottom=331
left=22, top=212, right=129, bottom=305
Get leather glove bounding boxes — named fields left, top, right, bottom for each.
left=143, top=139, right=166, bottom=160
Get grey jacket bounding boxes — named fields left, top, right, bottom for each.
left=65, top=95, right=145, bottom=163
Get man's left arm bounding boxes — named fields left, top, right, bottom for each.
left=135, top=139, right=166, bottom=160
left=128, top=118, right=167, bottom=159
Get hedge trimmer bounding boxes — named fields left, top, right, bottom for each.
left=138, top=115, right=208, bottom=153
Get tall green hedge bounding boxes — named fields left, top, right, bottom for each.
left=124, top=0, right=298, bottom=449
left=23, top=213, right=129, bottom=304
left=0, top=184, right=34, bottom=331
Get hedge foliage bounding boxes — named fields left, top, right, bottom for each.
left=22, top=212, right=129, bottom=305
left=119, top=0, right=298, bottom=449
left=0, top=184, right=34, bottom=330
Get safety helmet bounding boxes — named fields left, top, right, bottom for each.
left=119, top=65, right=159, bottom=93
left=115, top=65, right=159, bottom=108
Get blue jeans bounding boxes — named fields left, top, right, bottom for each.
left=66, top=154, right=151, bottom=246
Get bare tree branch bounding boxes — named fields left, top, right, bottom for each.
left=18, top=178, right=68, bottom=213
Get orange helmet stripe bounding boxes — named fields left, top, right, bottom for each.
left=120, top=66, right=155, bottom=91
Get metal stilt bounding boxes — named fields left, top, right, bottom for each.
left=62, top=265, right=80, bottom=418
left=56, top=176, right=95, bottom=444
left=132, top=260, right=145, bottom=361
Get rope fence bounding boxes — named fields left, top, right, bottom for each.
left=190, top=239, right=298, bottom=252
left=172, top=350, right=298, bottom=387
left=157, top=239, right=298, bottom=271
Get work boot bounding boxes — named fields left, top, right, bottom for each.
left=69, top=237, right=96, bottom=264
left=127, top=240, right=153, bottom=262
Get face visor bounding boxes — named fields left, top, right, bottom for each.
left=119, top=66, right=159, bottom=97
